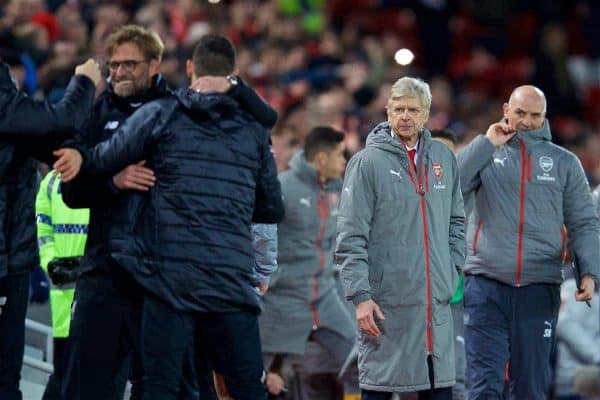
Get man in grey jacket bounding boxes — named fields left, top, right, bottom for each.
left=457, top=85, right=599, bottom=400
left=336, top=77, right=466, bottom=400
left=260, top=126, right=356, bottom=399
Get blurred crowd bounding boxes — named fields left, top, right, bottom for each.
left=2, top=0, right=600, bottom=399
left=1, top=0, right=600, bottom=180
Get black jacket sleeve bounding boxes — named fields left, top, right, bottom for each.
left=64, top=106, right=160, bottom=208
left=229, top=78, right=277, bottom=129
left=0, top=62, right=95, bottom=136
left=82, top=103, right=162, bottom=176
left=61, top=106, right=125, bottom=209
left=252, top=128, right=284, bottom=223
left=62, top=169, right=121, bottom=209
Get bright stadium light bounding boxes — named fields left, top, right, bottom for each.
left=394, top=48, right=414, bottom=66
left=208, top=0, right=220, bottom=3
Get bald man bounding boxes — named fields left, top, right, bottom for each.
left=457, top=85, right=599, bottom=400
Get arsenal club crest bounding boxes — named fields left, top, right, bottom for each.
left=432, top=162, right=446, bottom=190
left=433, top=163, right=443, bottom=181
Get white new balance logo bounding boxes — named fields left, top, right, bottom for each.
left=104, top=120, right=119, bottom=130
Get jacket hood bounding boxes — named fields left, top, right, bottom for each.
left=174, top=88, right=238, bottom=120
left=365, top=122, right=434, bottom=175
left=366, top=122, right=433, bottom=154
left=289, top=151, right=342, bottom=190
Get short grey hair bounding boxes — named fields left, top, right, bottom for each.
left=389, top=77, right=432, bottom=114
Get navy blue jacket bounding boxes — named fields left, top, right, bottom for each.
left=0, top=62, right=95, bottom=278
left=83, top=88, right=284, bottom=313
left=62, top=76, right=171, bottom=275
left=62, top=76, right=278, bottom=278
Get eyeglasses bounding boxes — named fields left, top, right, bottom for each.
left=106, top=59, right=148, bottom=72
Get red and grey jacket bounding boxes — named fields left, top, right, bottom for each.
left=259, top=151, right=356, bottom=356
left=336, top=123, right=465, bottom=391
left=458, top=121, right=600, bottom=287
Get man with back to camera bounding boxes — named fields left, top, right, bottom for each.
left=336, top=76, right=466, bottom=400
left=59, top=25, right=278, bottom=400
left=259, top=126, right=356, bottom=399
left=66, top=33, right=284, bottom=400
left=0, top=56, right=99, bottom=400
left=457, top=85, right=599, bottom=399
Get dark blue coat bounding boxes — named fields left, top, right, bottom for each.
left=0, top=63, right=95, bottom=278
left=62, top=77, right=278, bottom=279
left=83, top=89, right=284, bottom=313
left=62, top=76, right=171, bottom=275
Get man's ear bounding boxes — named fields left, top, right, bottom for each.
left=502, top=102, right=510, bottom=119
left=186, top=59, right=194, bottom=80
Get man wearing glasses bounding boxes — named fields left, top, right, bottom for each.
left=60, top=25, right=277, bottom=400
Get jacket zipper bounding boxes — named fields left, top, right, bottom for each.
left=560, top=225, right=569, bottom=263
left=473, top=221, right=483, bottom=255
left=404, top=146, right=433, bottom=354
left=516, top=139, right=529, bottom=286
left=310, top=180, right=330, bottom=328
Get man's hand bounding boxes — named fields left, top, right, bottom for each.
left=75, top=58, right=101, bottom=87
left=213, top=373, right=233, bottom=400
left=0, top=296, right=5, bottom=315
left=190, top=76, right=230, bottom=94
left=574, top=365, right=600, bottom=396
left=356, top=299, right=385, bottom=337
left=112, top=161, right=155, bottom=191
left=256, top=282, right=269, bottom=296
left=575, top=275, right=595, bottom=302
left=266, top=372, right=286, bottom=395
left=485, top=120, right=516, bottom=147
left=53, top=148, right=82, bottom=182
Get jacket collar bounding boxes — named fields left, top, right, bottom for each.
left=289, top=151, right=341, bottom=191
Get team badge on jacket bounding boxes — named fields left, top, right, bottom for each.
left=432, top=162, right=446, bottom=190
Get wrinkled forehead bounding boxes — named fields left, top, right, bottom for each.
left=108, top=42, right=145, bottom=61
left=508, top=93, right=546, bottom=114
left=387, top=96, right=423, bottom=108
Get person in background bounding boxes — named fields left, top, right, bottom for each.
left=35, top=170, right=89, bottom=400
left=430, top=128, right=466, bottom=400
left=457, top=85, right=599, bottom=400
left=554, top=278, right=600, bottom=400
left=260, top=126, right=356, bottom=399
left=0, top=57, right=99, bottom=400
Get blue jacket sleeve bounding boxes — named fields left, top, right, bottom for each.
left=82, top=103, right=164, bottom=176
left=0, top=63, right=95, bottom=136
left=252, top=128, right=284, bottom=223
left=252, top=223, right=278, bottom=284
left=229, top=78, right=277, bottom=129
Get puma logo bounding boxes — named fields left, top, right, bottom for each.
left=494, top=157, right=507, bottom=167
left=299, top=197, right=311, bottom=208
left=390, top=169, right=402, bottom=179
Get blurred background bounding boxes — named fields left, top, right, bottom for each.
left=2, top=1, right=600, bottom=398
left=1, top=0, right=599, bottom=180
